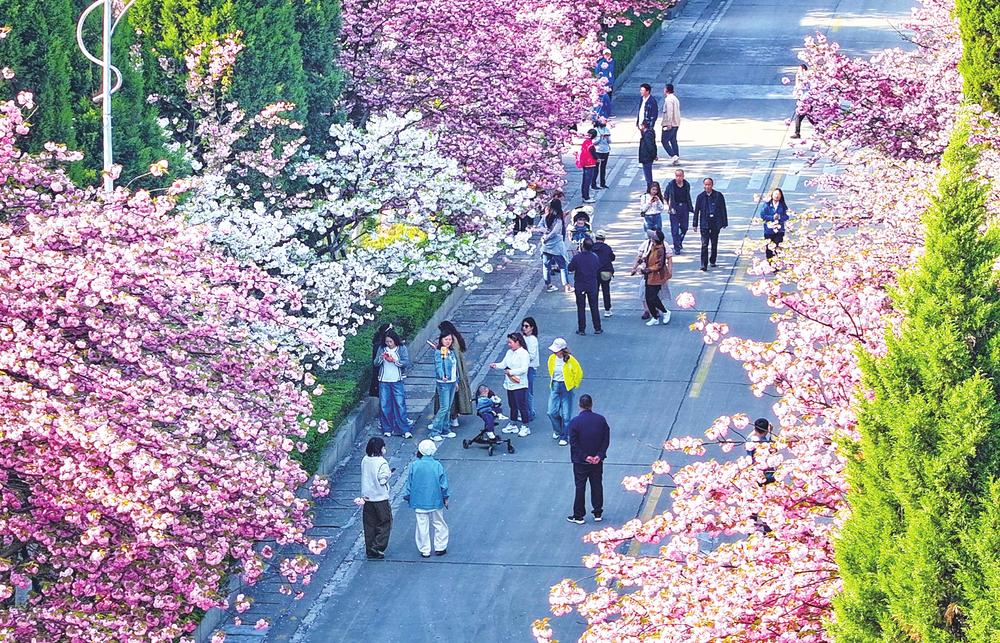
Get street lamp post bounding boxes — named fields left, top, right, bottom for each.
left=76, top=0, right=136, bottom=193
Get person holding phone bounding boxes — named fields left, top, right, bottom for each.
left=428, top=333, right=459, bottom=441
left=374, top=329, right=411, bottom=438
left=361, top=437, right=394, bottom=559
left=428, top=321, right=472, bottom=429
left=490, top=332, right=532, bottom=437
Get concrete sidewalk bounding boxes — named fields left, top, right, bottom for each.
left=214, top=0, right=916, bottom=640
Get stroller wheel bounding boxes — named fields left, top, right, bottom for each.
left=462, top=440, right=469, bottom=449
left=487, top=446, right=494, bottom=457
left=507, top=443, right=516, bottom=454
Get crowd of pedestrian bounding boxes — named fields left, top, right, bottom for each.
left=356, top=66, right=797, bottom=561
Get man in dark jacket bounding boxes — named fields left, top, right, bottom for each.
left=592, top=230, right=616, bottom=317
left=638, top=124, right=657, bottom=190
left=692, top=177, right=729, bottom=271
left=567, top=238, right=602, bottom=335
left=567, top=394, right=610, bottom=524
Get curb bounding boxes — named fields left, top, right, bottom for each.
left=612, top=0, right=689, bottom=93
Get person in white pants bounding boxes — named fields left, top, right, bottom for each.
left=404, top=440, right=451, bottom=558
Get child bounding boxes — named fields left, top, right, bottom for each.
left=569, top=210, right=593, bottom=256
left=475, top=385, right=503, bottom=441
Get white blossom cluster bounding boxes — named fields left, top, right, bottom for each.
left=181, top=111, right=536, bottom=369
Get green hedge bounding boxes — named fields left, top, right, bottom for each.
left=605, top=14, right=663, bottom=80
left=957, top=0, right=1000, bottom=111
left=296, top=282, right=448, bottom=474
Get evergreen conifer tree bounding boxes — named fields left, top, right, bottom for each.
left=833, top=122, right=1000, bottom=641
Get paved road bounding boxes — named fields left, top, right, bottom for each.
left=226, top=0, right=916, bottom=641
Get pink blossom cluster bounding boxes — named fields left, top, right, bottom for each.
left=339, top=0, right=678, bottom=191
left=536, top=1, right=969, bottom=640
left=0, top=92, right=333, bottom=640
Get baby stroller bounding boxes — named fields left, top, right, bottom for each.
left=463, top=388, right=516, bottom=456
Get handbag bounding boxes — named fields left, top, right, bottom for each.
left=600, top=270, right=613, bottom=282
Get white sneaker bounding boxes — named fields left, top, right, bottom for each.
left=583, top=198, right=595, bottom=204
left=546, top=284, right=558, bottom=292
left=431, top=435, right=444, bottom=442
left=383, top=432, right=392, bottom=437
left=645, top=317, right=660, bottom=327
left=497, top=413, right=509, bottom=421
left=558, top=439, right=568, bottom=446
left=672, top=156, right=680, bottom=165
left=444, top=431, right=457, bottom=438
left=604, top=310, right=613, bottom=317
left=502, top=424, right=518, bottom=434
left=518, top=426, right=532, bottom=437
left=403, top=432, right=413, bottom=439
left=552, top=432, right=560, bottom=440
left=450, top=419, right=459, bottom=428
left=661, top=310, right=672, bottom=325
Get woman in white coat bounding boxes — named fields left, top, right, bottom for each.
left=489, top=332, right=532, bottom=437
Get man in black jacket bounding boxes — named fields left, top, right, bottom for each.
left=568, top=239, right=603, bottom=335
left=692, top=177, right=729, bottom=271
left=567, top=394, right=610, bottom=524
left=591, top=230, right=616, bottom=317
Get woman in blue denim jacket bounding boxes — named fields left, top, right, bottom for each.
left=428, top=332, right=459, bottom=441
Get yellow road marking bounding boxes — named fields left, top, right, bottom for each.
left=766, top=170, right=784, bottom=196
left=831, top=18, right=842, bottom=33
left=628, top=484, right=665, bottom=556
left=688, top=344, right=717, bottom=398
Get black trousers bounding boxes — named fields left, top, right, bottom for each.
left=362, top=499, right=393, bottom=556
left=592, top=152, right=610, bottom=188
left=700, top=227, right=721, bottom=268
left=575, top=289, right=601, bottom=332
left=599, top=276, right=612, bottom=311
left=573, top=462, right=604, bottom=518
left=794, top=112, right=815, bottom=135
left=645, top=283, right=666, bottom=316
left=764, top=231, right=784, bottom=260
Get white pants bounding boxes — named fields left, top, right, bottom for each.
left=414, top=509, right=449, bottom=555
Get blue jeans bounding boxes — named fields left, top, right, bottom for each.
left=378, top=381, right=409, bottom=435
left=643, top=214, right=663, bottom=232
left=661, top=126, right=679, bottom=158
left=527, top=366, right=537, bottom=421
left=547, top=382, right=575, bottom=441
left=641, top=162, right=653, bottom=189
left=431, top=381, right=456, bottom=435
left=582, top=166, right=596, bottom=200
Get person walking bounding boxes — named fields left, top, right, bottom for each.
left=546, top=338, right=584, bottom=447
left=404, top=439, right=450, bottom=558
left=661, top=83, right=681, bottom=164
left=592, top=118, right=611, bottom=190
left=490, top=333, right=532, bottom=437
left=638, top=123, right=657, bottom=190
left=568, top=238, right=603, bottom=336
left=632, top=229, right=672, bottom=326
left=636, top=83, right=658, bottom=132
left=664, top=168, right=692, bottom=254
left=693, top=177, right=729, bottom=271
left=361, top=437, right=393, bottom=559
left=566, top=394, right=610, bottom=524
left=791, top=63, right=815, bottom=139
left=520, top=317, right=540, bottom=422
left=541, top=209, right=570, bottom=292
left=760, top=188, right=789, bottom=262
left=430, top=321, right=472, bottom=430
left=592, top=230, right=616, bottom=317
left=595, top=48, right=615, bottom=110
left=635, top=234, right=654, bottom=320
left=578, top=129, right=598, bottom=204
left=428, top=332, right=459, bottom=441
left=639, top=181, right=665, bottom=232
left=374, top=329, right=412, bottom=438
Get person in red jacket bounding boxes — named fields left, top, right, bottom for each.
left=579, top=129, right=598, bottom=204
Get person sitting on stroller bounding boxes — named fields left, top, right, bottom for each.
left=475, top=385, right=504, bottom=441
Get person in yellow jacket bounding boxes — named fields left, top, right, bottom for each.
left=546, top=337, right=584, bottom=446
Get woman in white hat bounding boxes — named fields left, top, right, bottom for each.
left=403, top=440, right=451, bottom=558
left=546, top=338, right=584, bottom=446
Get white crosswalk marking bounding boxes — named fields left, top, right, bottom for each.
left=782, top=162, right=805, bottom=191
left=617, top=167, right=637, bottom=187
left=746, top=161, right=770, bottom=191
left=710, top=160, right=740, bottom=190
